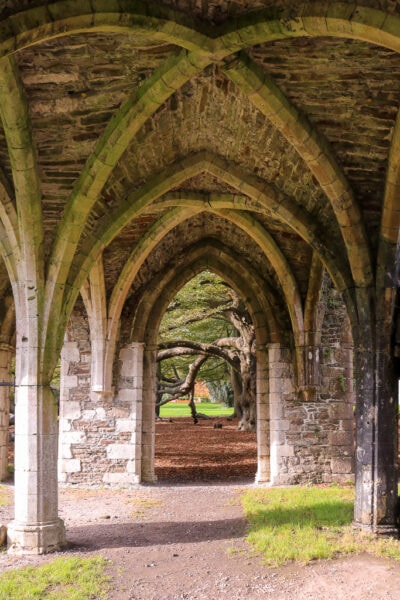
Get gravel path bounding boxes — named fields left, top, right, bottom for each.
left=2, top=482, right=400, bottom=599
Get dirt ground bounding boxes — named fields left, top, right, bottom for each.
left=1, top=417, right=400, bottom=599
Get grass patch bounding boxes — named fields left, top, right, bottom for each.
left=241, top=485, right=400, bottom=565
left=0, top=485, right=11, bottom=506
left=0, top=556, right=110, bottom=600
left=159, top=402, right=232, bottom=418
left=130, top=497, right=162, bottom=518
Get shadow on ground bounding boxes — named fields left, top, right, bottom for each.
left=67, top=517, right=247, bottom=551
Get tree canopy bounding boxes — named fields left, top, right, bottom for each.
left=157, top=270, right=256, bottom=430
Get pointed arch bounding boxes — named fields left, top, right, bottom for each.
left=131, top=240, right=275, bottom=346
left=103, top=205, right=301, bottom=391
left=102, top=207, right=286, bottom=390
left=129, top=241, right=276, bottom=483
left=44, top=49, right=211, bottom=349
left=223, top=54, right=372, bottom=288
left=67, top=152, right=352, bottom=305
left=80, top=256, right=108, bottom=393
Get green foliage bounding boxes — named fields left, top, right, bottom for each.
left=0, top=556, right=110, bottom=600
left=159, top=271, right=235, bottom=343
left=241, top=485, right=400, bottom=565
left=338, top=374, right=346, bottom=392
left=158, top=271, right=237, bottom=385
left=160, top=402, right=232, bottom=418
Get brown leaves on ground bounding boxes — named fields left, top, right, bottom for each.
left=155, top=416, right=257, bottom=483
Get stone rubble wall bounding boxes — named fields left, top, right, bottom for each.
left=271, top=284, right=354, bottom=485
left=59, top=311, right=142, bottom=486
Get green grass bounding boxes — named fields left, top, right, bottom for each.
left=241, top=485, right=400, bottom=565
left=0, top=556, right=110, bottom=600
left=0, top=485, right=11, bottom=506
left=159, top=401, right=233, bottom=418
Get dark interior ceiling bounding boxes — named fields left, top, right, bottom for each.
left=0, top=1, right=399, bottom=342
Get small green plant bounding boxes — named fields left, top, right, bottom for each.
left=241, top=485, right=400, bottom=566
left=338, top=374, right=346, bottom=392
left=328, top=297, right=340, bottom=309
left=130, top=497, right=162, bottom=518
left=0, top=485, right=11, bottom=506
left=0, top=556, right=110, bottom=600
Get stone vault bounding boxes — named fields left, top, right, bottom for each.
left=0, top=1, right=398, bottom=553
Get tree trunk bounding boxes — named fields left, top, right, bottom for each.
left=237, top=353, right=256, bottom=431
left=230, top=366, right=242, bottom=419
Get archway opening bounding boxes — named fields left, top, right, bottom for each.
left=154, top=270, right=257, bottom=483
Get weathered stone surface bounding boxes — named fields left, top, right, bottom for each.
left=0, top=0, right=399, bottom=552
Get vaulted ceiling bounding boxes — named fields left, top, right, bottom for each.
left=0, top=1, right=399, bottom=357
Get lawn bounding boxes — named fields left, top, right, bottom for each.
left=159, top=401, right=232, bottom=418
left=0, top=485, right=11, bottom=507
left=241, top=485, right=400, bottom=565
left=0, top=556, right=110, bottom=600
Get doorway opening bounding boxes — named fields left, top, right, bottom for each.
left=154, top=270, right=257, bottom=483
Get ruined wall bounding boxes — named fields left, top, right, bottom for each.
left=58, top=305, right=143, bottom=486
left=271, top=281, right=354, bottom=485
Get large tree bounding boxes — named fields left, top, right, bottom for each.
left=157, top=271, right=256, bottom=431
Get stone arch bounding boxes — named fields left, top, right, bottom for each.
left=216, top=5, right=400, bottom=54
left=83, top=204, right=296, bottom=401
left=127, top=240, right=283, bottom=483
left=68, top=151, right=352, bottom=306
left=1, top=3, right=400, bottom=369
left=2, top=0, right=400, bottom=553
left=0, top=2, right=210, bottom=58
left=96, top=197, right=307, bottom=397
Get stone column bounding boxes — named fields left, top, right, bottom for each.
left=0, top=343, right=13, bottom=481
left=353, top=332, right=398, bottom=535
left=7, top=382, right=65, bottom=554
left=255, top=345, right=269, bottom=483
left=141, top=344, right=157, bottom=483
left=269, top=343, right=293, bottom=485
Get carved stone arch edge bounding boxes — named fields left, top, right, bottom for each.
left=128, top=241, right=274, bottom=484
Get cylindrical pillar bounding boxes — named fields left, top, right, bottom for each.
left=8, top=382, right=66, bottom=554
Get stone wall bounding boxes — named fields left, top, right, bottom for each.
left=58, top=309, right=143, bottom=486
left=270, top=283, right=354, bottom=485
left=58, top=283, right=355, bottom=487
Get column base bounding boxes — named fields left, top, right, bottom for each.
left=352, top=520, right=399, bottom=538
left=7, top=518, right=66, bottom=555
left=373, top=524, right=399, bottom=538
left=142, top=472, right=158, bottom=484
left=255, top=471, right=271, bottom=485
